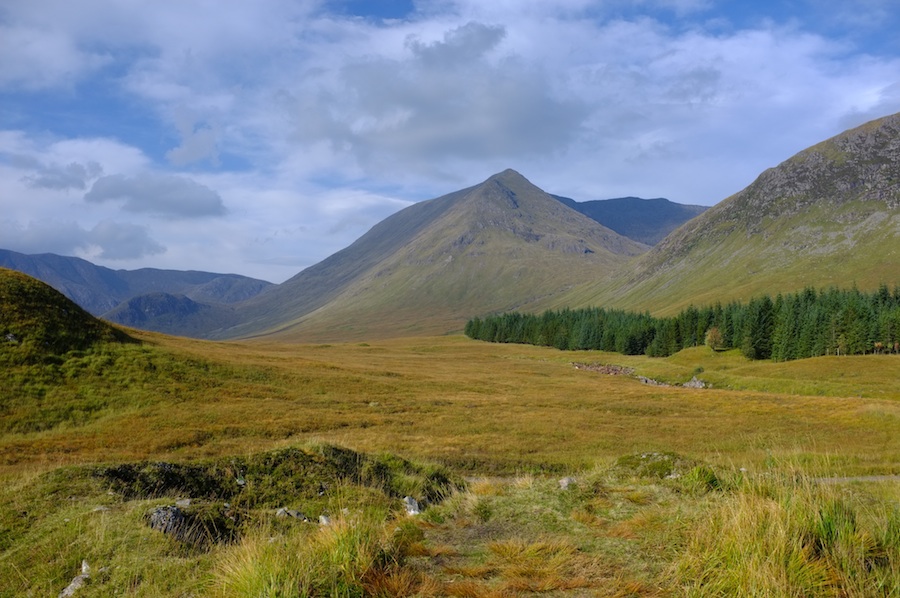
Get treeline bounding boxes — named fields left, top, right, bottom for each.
left=464, top=286, right=900, bottom=361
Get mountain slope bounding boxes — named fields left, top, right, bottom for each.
left=216, top=169, right=648, bottom=341
left=0, top=249, right=272, bottom=316
left=102, top=292, right=238, bottom=338
left=559, top=112, right=900, bottom=315
left=553, top=195, right=707, bottom=245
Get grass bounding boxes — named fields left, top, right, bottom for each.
left=3, top=333, right=900, bottom=476
left=2, top=329, right=900, bottom=595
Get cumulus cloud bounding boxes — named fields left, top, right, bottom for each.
left=84, top=173, right=227, bottom=218
left=165, top=108, right=220, bottom=166
left=284, top=21, right=589, bottom=176
left=0, top=219, right=165, bottom=260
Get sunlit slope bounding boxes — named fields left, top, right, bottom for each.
left=224, top=170, right=647, bottom=341
left=557, top=112, right=900, bottom=315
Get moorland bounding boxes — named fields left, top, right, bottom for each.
left=1, top=289, right=898, bottom=595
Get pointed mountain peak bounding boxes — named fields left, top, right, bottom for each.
left=482, top=168, right=537, bottom=192
left=461, top=169, right=556, bottom=214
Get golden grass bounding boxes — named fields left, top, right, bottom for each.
left=3, top=331, right=900, bottom=595
left=3, top=333, right=899, bottom=479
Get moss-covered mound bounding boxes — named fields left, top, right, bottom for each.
left=0, top=268, right=131, bottom=360
left=95, top=444, right=462, bottom=510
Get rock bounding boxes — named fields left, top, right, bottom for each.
left=58, top=560, right=90, bottom=597
left=403, top=496, right=420, bottom=515
left=91, top=506, right=110, bottom=512
left=176, top=498, right=192, bottom=508
left=682, top=376, right=707, bottom=389
left=319, top=514, right=331, bottom=526
left=558, top=477, right=577, bottom=490
left=276, top=508, right=308, bottom=521
left=148, top=505, right=186, bottom=536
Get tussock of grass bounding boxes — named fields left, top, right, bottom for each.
left=672, top=472, right=900, bottom=596
left=213, top=514, right=400, bottom=596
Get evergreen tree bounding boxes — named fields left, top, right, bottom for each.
left=742, top=296, right=775, bottom=360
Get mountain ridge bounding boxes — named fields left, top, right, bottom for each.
left=556, top=112, right=900, bottom=314
left=0, top=249, right=273, bottom=316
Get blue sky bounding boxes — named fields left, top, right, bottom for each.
left=1, top=0, right=899, bottom=282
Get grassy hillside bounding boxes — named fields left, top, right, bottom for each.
left=0, top=268, right=131, bottom=361
left=557, top=112, right=900, bottom=316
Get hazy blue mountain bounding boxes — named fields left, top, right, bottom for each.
left=0, top=249, right=272, bottom=316
left=553, top=195, right=707, bottom=246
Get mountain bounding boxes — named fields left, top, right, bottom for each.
left=212, top=169, right=648, bottom=341
left=553, top=195, right=707, bottom=245
left=102, top=292, right=238, bottom=338
left=0, top=249, right=273, bottom=316
left=1, top=268, right=131, bottom=360
left=559, top=112, right=900, bottom=315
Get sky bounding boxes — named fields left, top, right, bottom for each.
left=1, top=0, right=899, bottom=283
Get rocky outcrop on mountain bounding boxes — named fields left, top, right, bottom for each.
left=652, top=113, right=900, bottom=269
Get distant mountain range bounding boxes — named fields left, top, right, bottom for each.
left=0, top=249, right=271, bottom=329
left=4, top=111, right=899, bottom=341
left=1, top=186, right=699, bottom=338
left=214, top=169, right=650, bottom=341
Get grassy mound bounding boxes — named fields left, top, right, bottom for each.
left=95, top=444, right=461, bottom=511
left=0, top=268, right=131, bottom=362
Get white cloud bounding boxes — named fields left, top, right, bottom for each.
left=280, top=20, right=588, bottom=181
left=0, top=24, right=110, bottom=90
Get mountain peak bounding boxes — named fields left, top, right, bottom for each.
left=482, top=168, right=537, bottom=193
left=487, top=168, right=526, bottom=182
